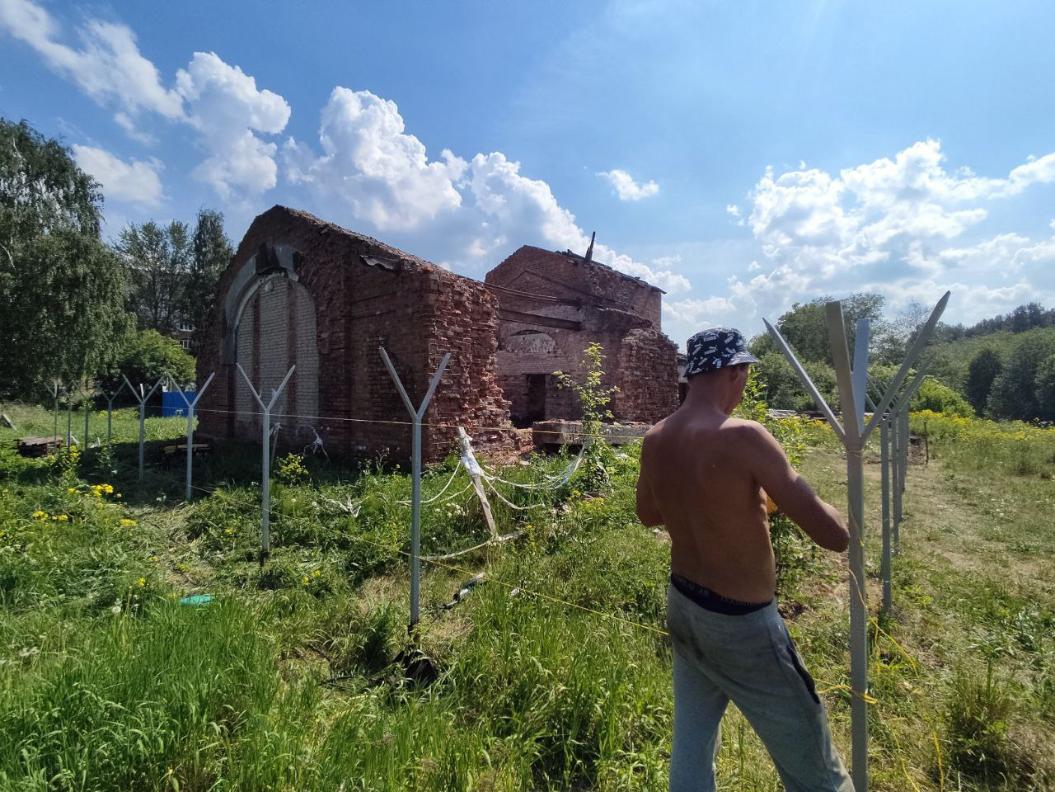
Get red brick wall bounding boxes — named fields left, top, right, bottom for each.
left=484, top=245, right=678, bottom=424
left=196, top=206, right=514, bottom=464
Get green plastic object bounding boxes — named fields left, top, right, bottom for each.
left=179, top=594, right=214, bottom=607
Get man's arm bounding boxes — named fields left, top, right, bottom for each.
left=741, top=422, right=849, bottom=552
left=635, top=438, right=664, bottom=527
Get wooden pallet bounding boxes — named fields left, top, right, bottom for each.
left=17, top=436, right=64, bottom=457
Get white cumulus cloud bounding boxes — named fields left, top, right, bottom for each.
left=284, top=90, right=691, bottom=296
left=175, top=51, right=291, bottom=197
left=284, top=87, right=463, bottom=230
left=598, top=168, right=660, bottom=201
left=730, top=139, right=1055, bottom=326
left=0, top=0, right=182, bottom=130
left=1, top=0, right=291, bottom=199
left=71, top=144, right=163, bottom=207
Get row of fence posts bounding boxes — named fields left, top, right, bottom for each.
left=764, top=290, right=950, bottom=792
left=38, top=331, right=946, bottom=790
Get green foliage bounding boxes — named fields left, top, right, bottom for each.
left=911, top=377, right=974, bottom=417
left=276, top=452, right=309, bottom=486
left=106, top=329, right=195, bottom=392
left=755, top=292, right=885, bottom=366
left=0, top=118, right=101, bottom=239
left=965, top=348, right=1003, bottom=415
left=186, top=209, right=233, bottom=353
left=0, top=119, right=131, bottom=398
left=0, top=602, right=278, bottom=790
left=554, top=342, right=619, bottom=493
left=987, top=331, right=1055, bottom=421
left=115, top=220, right=192, bottom=335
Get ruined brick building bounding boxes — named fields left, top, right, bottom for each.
left=486, top=240, right=679, bottom=427
left=197, top=206, right=678, bottom=462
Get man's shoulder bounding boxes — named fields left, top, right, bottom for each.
left=721, top=417, right=768, bottom=438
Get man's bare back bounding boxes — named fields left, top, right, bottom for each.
left=636, top=364, right=848, bottom=604
left=638, top=410, right=778, bottom=602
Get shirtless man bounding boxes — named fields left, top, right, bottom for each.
left=636, top=327, right=854, bottom=792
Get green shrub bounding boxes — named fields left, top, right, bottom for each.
left=911, top=377, right=973, bottom=417
left=105, top=329, right=195, bottom=394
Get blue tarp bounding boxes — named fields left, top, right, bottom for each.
left=161, top=389, right=195, bottom=417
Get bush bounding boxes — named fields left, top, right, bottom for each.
left=911, top=377, right=973, bottom=417
left=105, top=329, right=195, bottom=394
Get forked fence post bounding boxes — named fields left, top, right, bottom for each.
left=379, top=347, right=451, bottom=631
left=168, top=372, right=215, bottom=502
left=765, top=290, right=949, bottom=792
left=889, top=362, right=930, bottom=554
left=236, top=364, right=295, bottom=565
left=122, top=375, right=164, bottom=481
left=101, top=381, right=126, bottom=445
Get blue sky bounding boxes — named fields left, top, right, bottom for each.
left=3, top=0, right=1054, bottom=346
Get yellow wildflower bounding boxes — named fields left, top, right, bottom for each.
left=136, top=577, right=146, bottom=588
left=67, top=487, right=77, bottom=494
left=52, top=514, right=69, bottom=522
left=301, top=575, right=310, bottom=586
left=119, top=518, right=137, bottom=528
left=31, top=510, right=48, bottom=520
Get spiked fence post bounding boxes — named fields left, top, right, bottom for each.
left=122, top=375, right=164, bottom=481
left=379, top=347, right=451, bottom=631
left=168, top=372, right=215, bottom=502
left=236, top=364, right=295, bottom=564
left=765, top=290, right=950, bottom=792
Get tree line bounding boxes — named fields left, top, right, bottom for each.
left=751, top=294, right=1055, bottom=423
left=0, top=118, right=231, bottom=400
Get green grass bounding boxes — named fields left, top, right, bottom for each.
left=0, top=403, right=1053, bottom=789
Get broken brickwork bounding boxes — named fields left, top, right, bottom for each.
left=484, top=245, right=679, bottom=426
left=196, top=206, right=513, bottom=464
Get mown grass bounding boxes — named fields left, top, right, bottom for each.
left=0, top=402, right=1052, bottom=789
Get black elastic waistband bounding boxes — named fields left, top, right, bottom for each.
left=670, top=573, right=772, bottom=615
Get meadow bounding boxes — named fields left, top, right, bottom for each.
left=0, top=401, right=1052, bottom=791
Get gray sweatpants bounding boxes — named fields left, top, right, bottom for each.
left=667, top=584, right=854, bottom=791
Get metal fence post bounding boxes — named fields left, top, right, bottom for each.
left=82, top=385, right=91, bottom=447
left=880, top=416, right=892, bottom=615
left=123, top=375, right=164, bottom=481
left=379, top=347, right=451, bottom=631
left=236, top=364, right=295, bottom=564
left=102, top=382, right=126, bottom=445
left=826, top=306, right=869, bottom=792
left=46, top=381, right=60, bottom=443
left=168, top=372, right=215, bottom=502
left=765, top=290, right=949, bottom=792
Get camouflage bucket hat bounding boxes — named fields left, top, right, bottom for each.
left=685, top=327, right=758, bottom=377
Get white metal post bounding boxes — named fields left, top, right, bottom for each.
left=82, top=386, right=91, bottom=447
left=168, top=372, right=215, bottom=502
left=826, top=306, right=869, bottom=792
left=46, top=381, right=60, bottom=443
left=880, top=416, right=892, bottom=615
left=122, top=375, right=164, bottom=481
left=379, top=347, right=451, bottom=630
left=764, top=290, right=949, bottom=792
left=236, top=364, right=295, bottom=563
left=102, top=381, right=126, bottom=445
